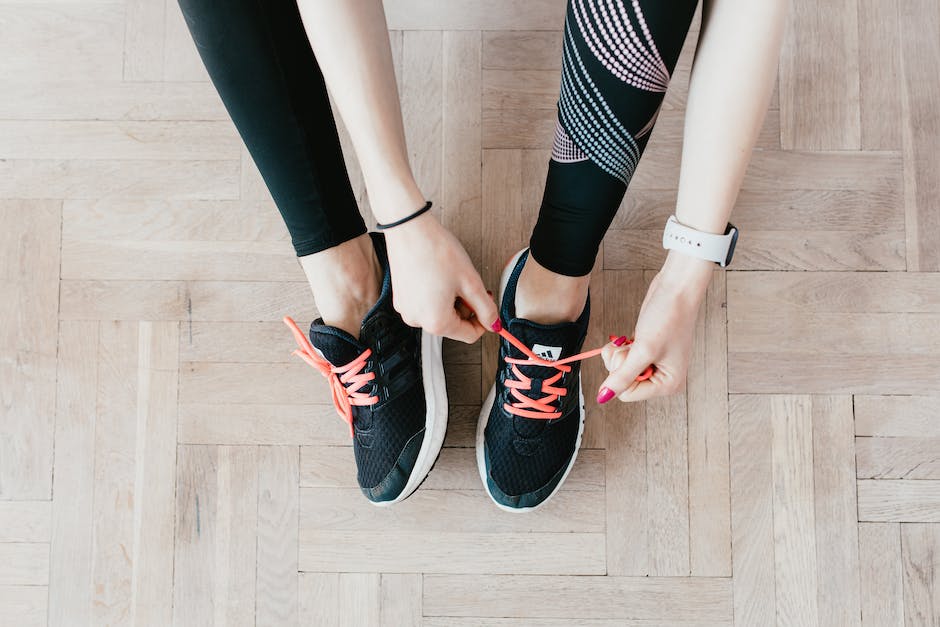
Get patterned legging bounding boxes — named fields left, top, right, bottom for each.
left=530, top=0, right=699, bottom=275
left=177, top=0, right=697, bottom=274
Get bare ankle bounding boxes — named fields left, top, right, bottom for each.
left=299, top=234, right=382, bottom=337
left=514, top=254, right=590, bottom=324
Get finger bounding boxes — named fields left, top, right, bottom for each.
left=596, top=344, right=654, bottom=404
left=460, top=282, right=500, bottom=332
left=447, top=316, right=485, bottom=343
left=454, top=297, right=475, bottom=320
left=616, top=369, right=678, bottom=403
left=601, top=343, right=629, bottom=373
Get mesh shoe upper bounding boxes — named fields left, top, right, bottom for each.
left=483, top=250, right=590, bottom=501
left=308, top=233, right=427, bottom=500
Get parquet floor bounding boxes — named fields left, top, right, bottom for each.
left=2, top=1, right=939, bottom=625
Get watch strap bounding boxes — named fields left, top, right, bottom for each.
left=662, top=215, right=738, bottom=267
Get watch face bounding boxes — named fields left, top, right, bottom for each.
left=722, top=225, right=739, bottom=267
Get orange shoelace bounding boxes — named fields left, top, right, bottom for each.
left=284, top=316, right=378, bottom=437
left=495, top=325, right=654, bottom=420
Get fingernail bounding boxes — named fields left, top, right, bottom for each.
left=490, top=319, right=502, bottom=332
left=597, top=387, right=615, bottom=404
left=612, top=335, right=628, bottom=346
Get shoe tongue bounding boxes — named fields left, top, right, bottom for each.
left=308, top=321, right=366, bottom=366
left=506, top=317, right=583, bottom=372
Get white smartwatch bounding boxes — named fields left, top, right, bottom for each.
left=662, top=215, right=738, bottom=268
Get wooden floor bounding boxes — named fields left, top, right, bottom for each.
left=2, top=0, right=939, bottom=625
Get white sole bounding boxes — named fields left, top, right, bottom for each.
left=373, top=330, right=448, bottom=506
left=476, top=249, right=586, bottom=514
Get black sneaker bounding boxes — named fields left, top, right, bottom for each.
left=477, top=249, right=589, bottom=512
left=285, top=233, right=447, bottom=505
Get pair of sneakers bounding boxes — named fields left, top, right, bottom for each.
left=285, top=233, right=590, bottom=512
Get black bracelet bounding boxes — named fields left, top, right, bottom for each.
left=375, top=201, right=433, bottom=231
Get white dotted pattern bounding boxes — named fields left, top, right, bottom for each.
left=571, top=0, right=671, bottom=92
left=557, top=19, right=641, bottom=184
left=551, top=120, right=590, bottom=163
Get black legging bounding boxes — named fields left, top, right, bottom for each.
left=177, top=0, right=697, bottom=275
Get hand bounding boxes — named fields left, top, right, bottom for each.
left=383, top=212, right=498, bottom=343
left=597, top=252, right=713, bottom=403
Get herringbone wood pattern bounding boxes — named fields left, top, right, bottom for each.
left=2, top=1, right=939, bottom=625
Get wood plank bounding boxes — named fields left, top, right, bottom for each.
left=401, top=30, right=443, bottom=207
left=605, top=271, right=650, bottom=576
left=646, top=392, right=690, bottom=576
left=741, top=150, right=900, bottom=192
left=729, top=395, right=776, bottom=626
left=62, top=198, right=286, bottom=241
left=858, top=523, right=904, bottom=627
left=727, top=272, right=940, bottom=314
left=256, top=446, right=299, bottom=627
left=771, top=395, right=819, bottom=626
left=899, top=0, right=940, bottom=271
left=812, top=396, right=861, bottom=626
left=130, top=321, right=179, bottom=625
left=730, top=353, right=940, bottom=395
left=0, top=159, right=239, bottom=200
left=423, top=575, right=732, bottom=622
left=779, top=0, right=860, bottom=149
left=0, top=544, right=49, bottom=585
left=300, top=487, right=603, bottom=534
left=178, top=403, right=347, bottom=446
left=0, top=502, right=50, bottom=543
left=856, top=437, right=940, bottom=479
left=90, top=321, right=138, bottom=626
left=173, top=445, right=259, bottom=626
left=729, top=313, right=940, bottom=355
left=381, top=574, right=422, bottom=627
left=482, top=31, right=562, bottom=70
left=299, top=532, right=605, bottom=575
left=60, top=280, right=315, bottom=322
left=855, top=396, right=940, bottom=437
left=900, top=523, right=940, bottom=625
left=858, top=480, right=940, bottom=522
left=180, top=322, right=298, bottom=363
left=0, top=120, right=239, bottom=160
left=0, top=585, right=47, bottom=627
left=48, top=320, right=98, bottom=627
left=384, top=0, right=566, bottom=30
left=0, top=81, right=226, bottom=120
left=442, top=30, right=484, bottom=271
left=123, top=0, right=165, bottom=81
left=0, top=200, right=60, bottom=499
left=858, top=0, right=902, bottom=149
left=424, top=620, right=729, bottom=627
left=61, top=239, right=300, bottom=281
left=687, top=274, right=731, bottom=577
left=0, top=5, right=124, bottom=80
left=298, top=573, right=338, bottom=627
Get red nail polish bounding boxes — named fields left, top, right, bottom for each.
left=597, top=387, right=615, bottom=404
left=490, top=319, right=502, bottom=332
left=612, top=335, right=628, bottom=346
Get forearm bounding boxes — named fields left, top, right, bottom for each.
left=295, top=0, right=424, bottom=222
left=673, top=0, right=788, bottom=235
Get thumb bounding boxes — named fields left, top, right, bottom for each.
left=597, top=343, right=653, bottom=404
left=461, top=282, right=500, bottom=332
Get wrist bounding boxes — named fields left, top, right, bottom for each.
left=368, top=179, right=426, bottom=225
left=657, top=250, right=714, bottom=301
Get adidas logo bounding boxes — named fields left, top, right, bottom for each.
left=531, top=344, right=562, bottom=362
